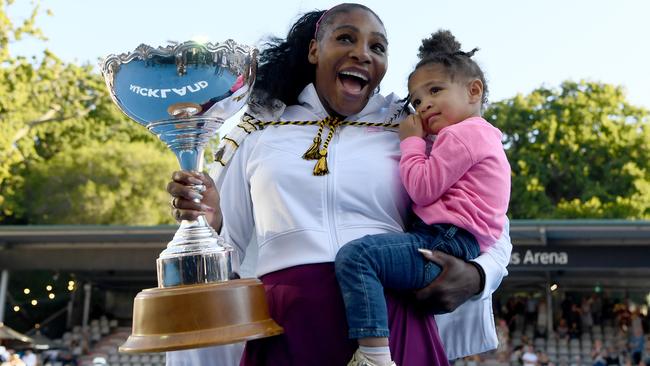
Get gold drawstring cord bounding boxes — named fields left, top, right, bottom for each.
left=239, top=113, right=399, bottom=176
left=312, top=117, right=339, bottom=175
left=246, top=113, right=398, bottom=129
left=302, top=117, right=328, bottom=160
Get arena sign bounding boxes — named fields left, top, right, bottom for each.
left=510, top=250, right=568, bottom=266
left=509, top=246, right=650, bottom=269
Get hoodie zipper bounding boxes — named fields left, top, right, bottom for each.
left=326, top=127, right=341, bottom=256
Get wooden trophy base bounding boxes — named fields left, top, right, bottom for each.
left=119, top=278, right=283, bottom=353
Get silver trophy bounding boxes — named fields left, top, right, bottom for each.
left=101, top=40, right=282, bottom=353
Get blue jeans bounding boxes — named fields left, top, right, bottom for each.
left=334, top=219, right=480, bottom=339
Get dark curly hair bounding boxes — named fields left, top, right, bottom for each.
left=409, top=30, right=489, bottom=109
left=250, top=3, right=383, bottom=109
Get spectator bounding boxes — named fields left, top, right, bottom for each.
left=527, top=296, right=539, bottom=324
left=489, top=292, right=650, bottom=366
left=522, top=344, right=539, bottom=366
left=592, top=294, right=603, bottom=325
left=569, top=322, right=581, bottom=339
left=561, top=296, right=574, bottom=323
left=631, top=310, right=644, bottom=336
left=0, top=347, right=9, bottom=363
left=581, top=297, right=594, bottom=331
left=537, top=300, right=549, bottom=337
left=515, top=297, right=527, bottom=332
left=592, top=339, right=606, bottom=366
left=557, top=318, right=570, bottom=340
left=570, top=304, right=583, bottom=334
left=4, top=354, right=26, bottom=366
left=604, top=346, right=621, bottom=366
left=466, top=354, right=481, bottom=366
left=19, top=350, right=36, bottom=366
left=511, top=345, right=524, bottom=366
left=642, top=336, right=650, bottom=366
left=629, top=327, right=645, bottom=365
left=71, top=340, right=83, bottom=358
left=496, top=318, right=510, bottom=362
left=538, top=351, right=553, bottom=366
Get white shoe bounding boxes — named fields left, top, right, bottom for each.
left=346, top=349, right=396, bottom=366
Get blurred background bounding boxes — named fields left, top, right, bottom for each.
left=1, top=1, right=649, bottom=365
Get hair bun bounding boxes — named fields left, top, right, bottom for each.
left=418, top=29, right=461, bottom=60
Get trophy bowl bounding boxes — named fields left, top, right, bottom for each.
left=100, top=40, right=282, bottom=353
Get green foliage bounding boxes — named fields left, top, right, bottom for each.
left=0, top=0, right=47, bottom=62
left=487, top=80, right=650, bottom=219
left=0, top=1, right=172, bottom=224
left=3, top=2, right=649, bottom=223
left=24, top=141, right=177, bottom=224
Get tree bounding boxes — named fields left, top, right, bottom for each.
left=25, top=141, right=177, bottom=225
left=1, top=0, right=176, bottom=224
left=487, top=80, right=650, bottom=219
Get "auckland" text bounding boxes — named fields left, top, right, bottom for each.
left=129, top=81, right=209, bottom=98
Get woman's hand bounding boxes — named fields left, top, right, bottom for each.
left=166, top=171, right=223, bottom=232
left=398, top=114, right=426, bottom=141
left=414, top=250, right=482, bottom=314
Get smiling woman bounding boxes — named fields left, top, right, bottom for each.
left=307, top=6, right=387, bottom=117
left=165, top=3, right=512, bottom=366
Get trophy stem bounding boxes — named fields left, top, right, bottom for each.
left=148, top=117, right=238, bottom=288
left=148, top=117, right=222, bottom=171
left=156, top=216, right=238, bottom=288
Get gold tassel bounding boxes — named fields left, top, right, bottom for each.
left=313, top=148, right=329, bottom=175
left=302, top=118, right=327, bottom=160
left=302, top=135, right=322, bottom=160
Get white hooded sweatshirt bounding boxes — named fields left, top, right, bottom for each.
left=167, top=84, right=512, bottom=365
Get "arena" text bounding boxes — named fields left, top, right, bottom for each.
left=510, top=250, right=568, bottom=265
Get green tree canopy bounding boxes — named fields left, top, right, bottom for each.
left=487, top=80, right=650, bottom=219
left=25, top=141, right=177, bottom=224
left=1, top=0, right=176, bottom=224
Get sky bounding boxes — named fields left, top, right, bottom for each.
left=7, top=0, right=650, bottom=116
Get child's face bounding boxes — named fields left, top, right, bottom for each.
left=408, top=64, right=478, bottom=134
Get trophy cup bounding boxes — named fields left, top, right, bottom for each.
left=100, top=40, right=282, bottom=352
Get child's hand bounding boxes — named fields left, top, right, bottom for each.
left=399, top=114, right=426, bottom=141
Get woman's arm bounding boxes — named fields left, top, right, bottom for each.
left=471, top=218, right=512, bottom=299
left=415, top=218, right=512, bottom=312
left=414, top=250, right=481, bottom=313
left=209, top=133, right=259, bottom=263
left=167, top=133, right=259, bottom=264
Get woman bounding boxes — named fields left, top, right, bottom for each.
left=167, top=4, right=511, bottom=365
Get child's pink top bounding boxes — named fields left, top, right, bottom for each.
left=399, top=116, right=511, bottom=251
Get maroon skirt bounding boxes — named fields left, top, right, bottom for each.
left=240, top=263, right=449, bottom=366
